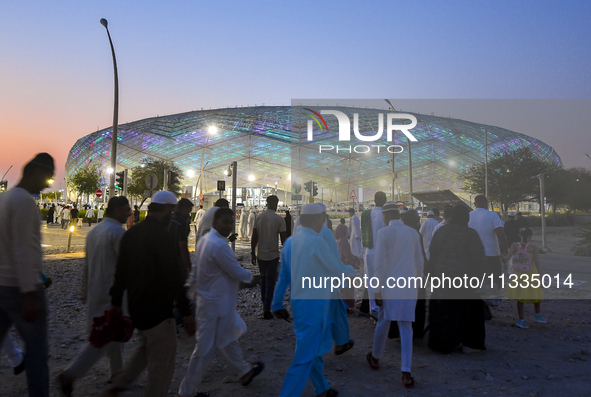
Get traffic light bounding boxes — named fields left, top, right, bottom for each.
left=312, top=182, right=318, bottom=197
left=168, top=171, right=180, bottom=191
left=0, top=180, right=7, bottom=193
left=304, top=181, right=311, bottom=192
left=115, top=171, right=125, bottom=189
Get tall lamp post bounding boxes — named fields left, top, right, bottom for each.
left=536, top=173, right=547, bottom=250
left=100, top=18, right=119, bottom=199
left=385, top=99, right=413, bottom=207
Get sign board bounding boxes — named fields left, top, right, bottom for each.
left=217, top=180, right=226, bottom=191
left=349, top=190, right=357, bottom=200
left=144, top=190, right=153, bottom=198
left=199, top=192, right=204, bottom=200
left=291, top=194, right=304, bottom=201
left=96, top=189, right=102, bottom=198
left=340, top=203, right=346, bottom=210
left=292, top=182, right=301, bottom=194
left=145, top=173, right=158, bottom=190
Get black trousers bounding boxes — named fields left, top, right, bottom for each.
left=258, top=257, right=279, bottom=312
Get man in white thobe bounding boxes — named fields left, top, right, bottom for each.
left=363, top=191, right=387, bottom=313
left=57, top=197, right=131, bottom=394
left=272, top=204, right=354, bottom=397
left=432, top=206, right=452, bottom=237
left=179, top=208, right=263, bottom=397
left=367, top=203, right=424, bottom=388
left=347, top=208, right=362, bottom=259
left=194, top=199, right=230, bottom=251
left=247, top=210, right=256, bottom=238
left=419, top=211, right=439, bottom=260
left=292, top=211, right=301, bottom=234
left=193, top=204, right=206, bottom=230
left=238, top=208, right=248, bottom=240
left=85, top=207, right=94, bottom=227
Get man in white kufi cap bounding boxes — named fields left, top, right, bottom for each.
left=272, top=203, right=354, bottom=397
left=107, top=190, right=195, bottom=397
left=419, top=210, right=439, bottom=260
left=367, top=203, right=423, bottom=388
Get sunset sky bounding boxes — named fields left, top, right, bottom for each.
left=1, top=1, right=590, bottom=189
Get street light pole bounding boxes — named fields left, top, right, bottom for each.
left=484, top=126, right=489, bottom=207
left=231, top=161, right=237, bottom=252
left=385, top=99, right=412, bottom=207
left=537, top=173, right=547, bottom=250
left=100, top=18, right=119, bottom=199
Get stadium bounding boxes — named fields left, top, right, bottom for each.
left=65, top=105, right=562, bottom=207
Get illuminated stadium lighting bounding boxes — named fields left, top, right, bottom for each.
left=208, top=125, right=218, bottom=134
left=248, top=174, right=255, bottom=182
left=187, top=170, right=195, bottom=178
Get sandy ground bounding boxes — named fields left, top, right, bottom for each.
left=1, top=226, right=590, bottom=396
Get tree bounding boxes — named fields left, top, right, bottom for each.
left=562, top=168, right=591, bottom=213
left=43, top=190, right=63, bottom=202
left=463, top=148, right=558, bottom=212
left=127, top=158, right=183, bottom=206
left=68, top=164, right=102, bottom=204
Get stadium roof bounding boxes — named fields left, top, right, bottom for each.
left=66, top=105, right=562, bottom=203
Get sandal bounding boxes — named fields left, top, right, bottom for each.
left=56, top=373, right=73, bottom=397
left=334, top=339, right=355, bottom=355
left=402, top=373, right=415, bottom=389
left=241, top=362, right=265, bottom=386
left=366, top=352, right=379, bottom=370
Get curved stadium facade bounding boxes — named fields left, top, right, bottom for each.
left=66, top=105, right=562, bottom=205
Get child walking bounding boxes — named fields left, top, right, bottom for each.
left=503, top=227, right=547, bottom=329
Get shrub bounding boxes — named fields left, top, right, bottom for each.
left=572, top=226, right=591, bottom=257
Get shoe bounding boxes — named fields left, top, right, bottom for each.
left=334, top=339, right=355, bottom=356
left=260, top=311, right=273, bottom=320
left=13, top=359, right=24, bottom=375
left=516, top=319, right=528, bottom=329
left=402, top=373, right=415, bottom=389
left=56, top=373, right=73, bottom=396
left=241, top=362, right=264, bottom=386
left=369, top=310, right=379, bottom=321
left=366, top=352, right=379, bottom=370
left=534, top=314, right=548, bottom=324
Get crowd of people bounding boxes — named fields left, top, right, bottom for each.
left=43, top=203, right=105, bottom=228
left=0, top=152, right=548, bottom=397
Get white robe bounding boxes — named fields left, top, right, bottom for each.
left=364, top=207, right=386, bottom=310
left=83, top=217, right=126, bottom=332
left=419, top=218, right=439, bottom=260
left=193, top=208, right=206, bottom=228
left=247, top=212, right=256, bottom=238
left=373, top=220, right=424, bottom=321
left=348, top=215, right=362, bottom=258
left=293, top=216, right=301, bottom=234
left=238, top=209, right=248, bottom=238
left=194, top=206, right=218, bottom=251
left=188, top=228, right=253, bottom=353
